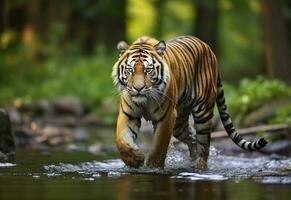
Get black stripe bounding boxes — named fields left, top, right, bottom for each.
left=232, top=134, right=242, bottom=144
left=131, top=54, right=140, bottom=58
left=152, top=56, right=164, bottom=85
left=153, top=105, right=160, bottom=114
left=121, top=103, right=138, bottom=120
left=118, top=65, right=127, bottom=86
left=128, top=126, right=138, bottom=140
left=194, top=114, right=213, bottom=124
left=254, top=141, right=260, bottom=150
left=216, top=97, right=226, bottom=107
left=195, top=113, right=212, bottom=125
left=173, top=125, right=187, bottom=138
left=197, top=141, right=208, bottom=146
left=223, top=122, right=233, bottom=131
left=155, top=103, right=171, bottom=123
left=241, top=141, right=246, bottom=149
left=123, top=98, right=134, bottom=111
left=247, top=142, right=253, bottom=150
left=196, top=130, right=211, bottom=135
left=174, top=116, right=188, bottom=130
left=160, top=62, right=164, bottom=83
left=220, top=114, right=230, bottom=121
left=178, top=90, right=188, bottom=104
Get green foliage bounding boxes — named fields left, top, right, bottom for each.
left=127, top=0, right=265, bottom=82
left=127, top=0, right=194, bottom=41
left=224, top=76, right=291, bottom=124
left=1, top=0, right=291, bottom=126
left=271, top=105, right=291, bottom=125
left=127, top=0, right=156, bottom=40
left=219, top=0, right=263, bottom=82
left=162, top=0, right=194, bottom=39
left=228, top=77, right=291, bottom=113
left=0, top=44, right=119, bottom=117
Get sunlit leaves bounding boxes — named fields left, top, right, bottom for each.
left=127, top=0, right=156, bottom=41
left=225, top=76, right=291, bottom=125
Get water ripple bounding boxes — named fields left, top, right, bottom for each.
left=44, top=147, right=291, bottom=183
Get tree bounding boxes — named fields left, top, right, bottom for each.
left=1, top=0, right=127, bottom=55
left=62, top=0, right=127, bottom=54
left=261, top=0, right=291, bottom=84
left=153, top=0, right=166, bottom=38
left=193, top=0, right=219, bottom=54
left=0, top=0, right=4, bottom=34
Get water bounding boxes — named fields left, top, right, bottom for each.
left=0, top=147, right=290, bottom=200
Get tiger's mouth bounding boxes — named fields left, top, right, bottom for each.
left=131, top=93, right=148, bottom=104
left=132, top=93, right=146, bottom=97
left=126, top=86, right=153, bottom=104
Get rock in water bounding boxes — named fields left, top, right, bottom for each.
left=0, top=109, right=15, bottom=161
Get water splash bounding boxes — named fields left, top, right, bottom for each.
left=0, top=163, right=16, bottom=168
left=44, top=146, right=291, bottom=183
left=172, top=172, right=227, bottom=181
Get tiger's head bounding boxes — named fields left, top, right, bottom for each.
left=112, top=37, right=170, bottom=104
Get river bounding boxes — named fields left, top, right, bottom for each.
left=0, top=145, right=290, bottom=200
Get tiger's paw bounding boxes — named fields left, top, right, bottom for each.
left=193, top=157, right=208, bottom=170
left=144, top=156, right=165, bottom=169
left=120, top=149, right=145, bottom=168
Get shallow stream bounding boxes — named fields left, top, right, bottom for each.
left=0, top=145, right=290, bottom=200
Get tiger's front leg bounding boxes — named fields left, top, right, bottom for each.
left=144, top=109, right=176, bottom=168
left=115, top=106, right=144, bottom=168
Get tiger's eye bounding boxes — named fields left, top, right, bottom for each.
left=127, top=68, right=133, bottom=73
left=145, top=68, right=152, bottom=73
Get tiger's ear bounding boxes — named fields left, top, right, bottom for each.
left=155, top=40, right=166, bottom=55
left=117, top=41, right=129, bottom=55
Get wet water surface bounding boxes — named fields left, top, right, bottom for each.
left=0, top=147, right=290, bottom=200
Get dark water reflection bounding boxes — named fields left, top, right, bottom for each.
left=0, top=149, right=290, bottom=200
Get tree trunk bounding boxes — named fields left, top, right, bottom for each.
left=0, top=0, right=4, bottom=34
left=154, top=0, right=166, bottom=39
left=261, top=0, right=291, bottom=84
left=68, top=0, right=126, bottom=54
left=100, top=0, right=126, bottom=51
left=193, top=0, right=219, bottom=54
left=2, top=0, right=26, bottom=34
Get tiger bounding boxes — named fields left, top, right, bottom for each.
left=111, top=35, right=267, bottom=170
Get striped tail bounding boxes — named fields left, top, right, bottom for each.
left=216, top=77, right=267, bottom=150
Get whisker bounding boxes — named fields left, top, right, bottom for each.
left=154, top=88, right=173, bottom=102
left=148, top=92, right=162, bottom=111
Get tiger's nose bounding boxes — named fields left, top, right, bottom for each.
left=133, top=85, right=145, bottom=92
left=132, top=73, right=145, bottom=92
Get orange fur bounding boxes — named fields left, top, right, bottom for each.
left=112, top=35, right=267, bottom=170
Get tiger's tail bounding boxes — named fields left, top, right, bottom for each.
left=215, top=77, right=267, bottom=150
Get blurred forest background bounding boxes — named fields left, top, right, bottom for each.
left=1, top=0, right=291, bottom=130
